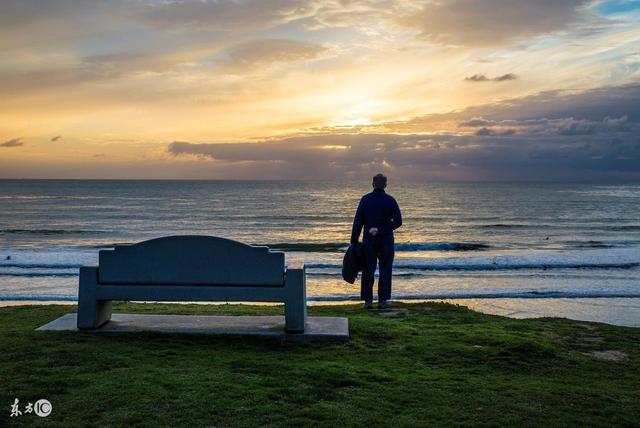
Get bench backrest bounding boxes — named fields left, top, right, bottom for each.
left=98, top=236, right=285, bottom=286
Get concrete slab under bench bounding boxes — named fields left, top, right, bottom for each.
left=37, top=313, right=349, bottom=342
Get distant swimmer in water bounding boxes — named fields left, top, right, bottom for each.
left=5, top=255, right=10, bottom=260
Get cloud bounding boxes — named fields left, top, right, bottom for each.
left=556, top=115, right=632, bottom=135
left=474, top=127, right=516, bottom=136
left=397, top=0, right=594, bottom=46
left=1, top=138, right=24, bottom=147
left=459, top=118, right=496, bottom=127
left=474, top=127, right=492, bottom=135
left=494, top=73, right=518, bottom=82
left=168, top=135, right=378, bottom=163
left=425, top=83, right=640, bottom=125
left=0, top=0, right=117, bottom=51
left=166, top=83, right=640, bottom=180
left=131, top=0, right=310, bottom=32
left=465, top=73, right=518, bottom=82
left=51, top=135, right=61, bottom=142
left=220, top=38, right=328, bottom=69
left=0, top=0, right=635, bottom=124
left=557, top=118, right=596, bottom=135
left=460, top=115, right=632, bottom=137
left=465, top=75, right=490, bottom=82
left=81, top=52, right=172, bottom=75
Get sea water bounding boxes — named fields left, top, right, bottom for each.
left=0, top=180, right=639, bottom=304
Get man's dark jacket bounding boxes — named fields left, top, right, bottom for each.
left=350, top=188, right=403, bottom=244
left=342, top=242, right=364, bottom=284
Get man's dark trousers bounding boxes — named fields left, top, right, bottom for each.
left=361, top=239, right=395, bottom=303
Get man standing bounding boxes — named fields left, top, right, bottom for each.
left=350, top=173, right=402, bottom=309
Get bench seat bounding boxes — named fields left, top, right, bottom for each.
left=77, top=236, right=307, bottom=333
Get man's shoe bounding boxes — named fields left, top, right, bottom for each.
left=363, top=302, right=373, bottom=310
left=378, top=300, right=393, bottom=309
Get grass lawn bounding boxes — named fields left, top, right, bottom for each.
left=1, top=301, right=639, bottom=427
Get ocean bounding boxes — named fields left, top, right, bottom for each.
left=1, top=180, right=639, bottom=309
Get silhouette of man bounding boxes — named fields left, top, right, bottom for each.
left=350, top=173, right=402, bottom=309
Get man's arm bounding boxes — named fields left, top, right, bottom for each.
left=391, top=198, right=402, bottom=231
left=350, top=198, right=364, bottom=244
left=377, top=198, right=402, bottom=236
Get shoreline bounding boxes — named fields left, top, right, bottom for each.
left=2, top=296, right=638, bottom=328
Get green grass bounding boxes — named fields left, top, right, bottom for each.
left=1, top=302, right=639, bottom=427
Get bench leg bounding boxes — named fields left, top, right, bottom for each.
left=284, top=266, right=307, bottom=333
left=77, top=267, right=112, bottom=330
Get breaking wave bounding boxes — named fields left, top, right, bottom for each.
left=266, top=242, right=491, bottom=252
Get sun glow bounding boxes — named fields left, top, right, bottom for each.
left=332, top=98, right=385, bottom=127
left=320, top=145, right=351, bottom=150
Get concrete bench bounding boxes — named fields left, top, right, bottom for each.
left=77, top=236, right=307, bottom=333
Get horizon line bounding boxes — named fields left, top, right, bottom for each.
left=1, top=178, right=639, bottom=184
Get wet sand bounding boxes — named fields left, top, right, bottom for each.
left=439, top=297, right=640, bottom=328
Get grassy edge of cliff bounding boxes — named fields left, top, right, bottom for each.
left=1, top=301, right=639, bottom=427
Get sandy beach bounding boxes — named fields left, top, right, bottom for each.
left=440, top=297, right=640, bottom=328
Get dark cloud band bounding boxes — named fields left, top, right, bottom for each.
left=167, top=83, right=640, bottom=181
left=1, top=138, right=24, bottom=148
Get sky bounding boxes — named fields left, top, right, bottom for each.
left=0, top=0, right=639, bottom=181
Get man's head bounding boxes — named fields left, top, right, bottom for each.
left=372, top=173, right=387, bottom=190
